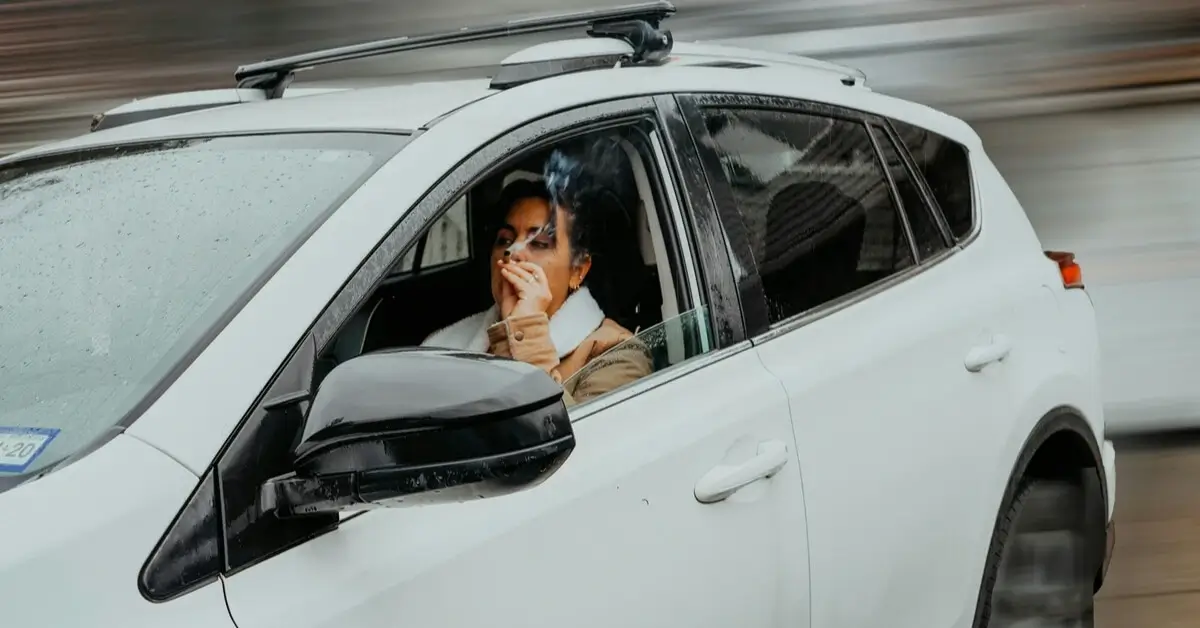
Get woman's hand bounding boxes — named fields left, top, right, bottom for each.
left=498, top=260, right=553, bottom=319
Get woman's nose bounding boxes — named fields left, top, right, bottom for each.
left=509, top=246, right=531, bottom=263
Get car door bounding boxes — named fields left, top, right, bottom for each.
left=215, top=97, right=808, bottom=628
left=678, top=93, right=1005, bottom=628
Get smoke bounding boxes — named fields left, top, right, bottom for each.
left=543, top=149, right=580, bottom=212
left=538, top=134, right=642, bottom=328
left=540, top=135, right=632, bottom=254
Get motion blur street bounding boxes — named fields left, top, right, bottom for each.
left=5, top=0, right=1200, bottom=625
left=1102, top=435, right=1200, bottom=626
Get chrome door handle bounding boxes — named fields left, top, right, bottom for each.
left=694, top=440, right=789, bottom=504
left=965, top=334, right=1013, bottom=373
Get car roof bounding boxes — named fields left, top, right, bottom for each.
left=2, top=78, right=497, bottom=162
left=2, top=34, right=968, bottom=163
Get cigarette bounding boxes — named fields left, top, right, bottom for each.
left=503, top=228, right=541, bottom=259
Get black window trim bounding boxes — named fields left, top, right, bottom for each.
left=882, top=117, right=980, bottom=248
left=877, top=118, right=955, bottom=246
left=139, top=95, right=747, bottom=601
left=676, top=91, right=969, bottom=343
left=383, top=193, right=475, bottom=283
left=655, top=95, right=746, bottom=348
left=863, top=122, right=922, bottom=264
left=570, top=95, right=753, bottom=421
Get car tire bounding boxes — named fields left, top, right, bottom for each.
left=976, top=478, right=1096, bottom=628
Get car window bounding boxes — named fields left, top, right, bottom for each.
left=389, top=195, right=469, bottom=274
left=890, top=119, right=975, bottom=241
left=561, top=306, right=712, bottom=399
left=700, top=107, right=916, bottom=324
left=870, top=123, right=949, bottom=260
left=326, top=124, right=719, bottom=408
left=0, top=133, right=399, bottom=483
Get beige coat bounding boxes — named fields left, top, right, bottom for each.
left=487, top=313, right=653, bottom=406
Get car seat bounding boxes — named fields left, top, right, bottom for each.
left=760, top=180, right=867, bottom=320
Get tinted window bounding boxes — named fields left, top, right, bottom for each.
left=870, top=123, right=949, bottom=259
left=0, top=133, right=399, bottom=483
left=702, top=107, right=915, bottom=324
left=891, top=119, right=974, bottom=241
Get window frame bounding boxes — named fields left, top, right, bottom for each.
left=883, top=118, right=980, bottom=247
left=139, top=95, right=744, bottom=602
left=865, top=121, right=954, bottom=258
left=675, top=92, right=964, bottom=342
left=384, top=194, right=472, bottom=281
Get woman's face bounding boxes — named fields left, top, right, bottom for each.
left=490, top=196, right=590, bottom=317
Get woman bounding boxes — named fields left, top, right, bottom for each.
left=422, top=176, right=652, bottom=406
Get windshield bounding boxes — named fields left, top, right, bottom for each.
left=0, top=132, right=403, bottom=488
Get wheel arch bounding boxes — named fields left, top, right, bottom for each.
left=1017, top=406, right=1105, bottom=497
left=971, top=405, right=1108, bottom=627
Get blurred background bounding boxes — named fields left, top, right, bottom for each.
left=5, top=0, right=1200, bottom=623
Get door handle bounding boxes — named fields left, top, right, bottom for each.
left=964, top=334, right=1012, bottom=373
left=695, top=440, right=789, bottom=504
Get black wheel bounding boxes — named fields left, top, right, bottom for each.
left=976, top=478, right=1096, bottom=628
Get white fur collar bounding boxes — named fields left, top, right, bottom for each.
left=421, top=286, right=606, bottom=358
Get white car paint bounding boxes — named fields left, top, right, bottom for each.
left=753, top=141, right=1109, bottom=627
left=0, top=434, right=235, bottom=628
left=0, top=34, right=1114, bottom=628
left=222, top=348, right=808, bottom=628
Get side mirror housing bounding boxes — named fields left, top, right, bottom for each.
left=261, top=348, right=573, bottom=517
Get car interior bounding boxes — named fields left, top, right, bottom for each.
left=704, top=109, right=913, bottom=321
left=316, top=124, right=708, bottom=385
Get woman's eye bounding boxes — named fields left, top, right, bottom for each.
left=530, top=239, right=552, bottom=249
left=494, top=235, right=514, bottom=247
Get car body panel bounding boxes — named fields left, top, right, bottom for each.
left=1, top=433, right=231, bottom=627
left=0, top=79, right=495, bottom=163
left=221, top=348, right=809, bottom=628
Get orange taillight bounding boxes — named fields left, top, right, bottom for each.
left=1045, top=250, right=1084, bottom=289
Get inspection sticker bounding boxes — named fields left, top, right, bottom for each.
left=0, top=427, right=60, bottom=473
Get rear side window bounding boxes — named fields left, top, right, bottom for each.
left=700, top=107, right=916, bottom=324
left=890, top=120, right=974, bottom=241
left=869, top=123, right=949, bottom=259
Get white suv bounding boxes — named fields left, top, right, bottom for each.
left=0, top=3, right=1115, bottom=627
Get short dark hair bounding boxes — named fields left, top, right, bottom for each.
left=490, top=174, right=619, bottom=268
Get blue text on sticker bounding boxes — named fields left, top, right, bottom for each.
left=0, top=427, right=61, bottom=473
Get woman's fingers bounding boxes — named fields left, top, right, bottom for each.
left=500, top=261, right=553, bottom=319
left=502, top=262, right=537, bottom=286
left=500, top=267, right=535, bottom=300
left=516, top=261, right=549, bottom=285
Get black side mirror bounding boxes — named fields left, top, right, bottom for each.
left=260, top=348, right=573, bottom=517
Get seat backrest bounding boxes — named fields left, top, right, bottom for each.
left=760, top=180, right=867, bottom=319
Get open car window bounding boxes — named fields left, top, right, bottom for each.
left=561, top=307, right=713, bottom=404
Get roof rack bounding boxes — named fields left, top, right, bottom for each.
left=235, top=1, right=677, bottom=99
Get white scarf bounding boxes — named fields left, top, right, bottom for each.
left=421, top=286, right=606, bottom=359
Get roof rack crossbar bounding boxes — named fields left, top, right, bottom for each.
left=235, top=1, right=676, bottom=97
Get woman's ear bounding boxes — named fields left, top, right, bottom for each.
left=572, top=254, right=593, bottom=290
